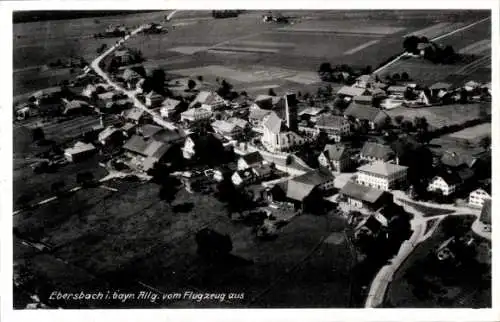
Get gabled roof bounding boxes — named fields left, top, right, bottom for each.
left=429, top=82, right=452, bottom=90
left=433, top=169, right=462, bottom=185
left=356, top=215, right=384, bottom=233
left=122, top=68, right=141, bottom=81
left=153, top=128, right=186, bottom=143
left=252, top=164, right=273, bottom=177
left=344, top=104, right=386, bottom=123
left=255, top=94, right=274, bottom=102
left=212, top=120, right=239, bottom=134
left=234, top=169, right=255, bottom=181
left=138, top=124, right=163, bottom=139
left=337, top=86, right=368, bottom=97
left=123, top=107, right=145, bottom=121
left=240, top=151, right=263, bottom=165
left=323, top=144, right=349, bottom=161
left=181, top=107, right=212, bottom=118
left=292, top=169, right=334, bottom=186
left=353, top=95, right=373, bottom=104
left=249, top=108, right=271, bottom=121
left=299, top=107, right=324, bottom=117
left=263, top=112, right=285, bottom=134
left=357, top=161, right=408, bottom=177
left=145, top=90, right=164, bottom=99
left=340, top=181, right=387, bottom=204
left=123, top=135, right=171, bottom=158
left=98, top=126, right=119, bottom=142
left=441, top=151, right=476, bottom=168
left=361, top=142, right=395, bottom=161
left=227, top=117, right=248, bottom=129
left=189, top=91, right=225, bottom=108
left=160, top=98, right=182, bottom=110
left=387, top=85, right=407, bottom=93
left=479, top=199, right=492, bottom=225
left=315, top=114, right=348, bottom=129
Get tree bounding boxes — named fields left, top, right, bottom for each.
left=401, top=120, right=413, bottom=133
left=159, top=185, right=177, bottom=204
left=414, top=116, right=429, bottom=133
left=268, top=88, right=277, bottom=96
left=394, top=115, right=404, bottom=126
left=401, top=72, right=409, bottom=81
left=479, top=136, right=491, bottom=150
left=403, top=35, right=420, bottom=54
left=32, top=127, right=45, bottom=142
left=187, top=79, right=196, bottom=91
left=197, top=75, right=203, bottom=82
left=382, top=116, right=392, bottom=130
left=217, top=79, right=233, bottom=99
left=392, top=73, right=401, bottom=81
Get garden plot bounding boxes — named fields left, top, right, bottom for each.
left=403, top=22, right=466, bottom=39
left=282, top=20, right=406, bottom=35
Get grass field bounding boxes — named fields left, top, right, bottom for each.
left=14, top=180, right=354, bottom=307
left=385, top=215, right=491, bottom=308
left=385, top=103, right=491, bottom=130
left=448, top=123, right=491, bottom=140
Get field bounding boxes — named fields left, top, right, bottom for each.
left=448, top=123, right=491, bottom=140
left=377, top=18, right=491, bottom=85
left=14, top=180, right=356, bottom=308
left=385, top=103, right=491, bottom=130
left=13, top=10, right=489, bottom=97
left=385, top=215, right=491, bottom=308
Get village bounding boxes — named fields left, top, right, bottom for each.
left=12, top=10, right=492, bottom=309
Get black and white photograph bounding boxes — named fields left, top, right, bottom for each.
left=3, top=1, right=498, bottom=320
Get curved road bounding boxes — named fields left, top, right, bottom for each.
left=89, top=11, right=179, bottom=131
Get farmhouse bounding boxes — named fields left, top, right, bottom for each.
left=180, top=107, right=213, bottom=124
left=213, top=163, right=238, bottom=182
left=232, top=169, right=257, bottom=186
left=145, top=91, right=164, bottom=108
left=160, top=98, right=183, bottom=119
left=189, top=91, right=226, bottom=111
left=314, top=114, right=351, bottom=142
left=98, top=126, right=125, bottom=146
left=354, top=214, right=387, bottom=239
left=429, top=82, right=453, bottom=97
left=340, top=181, right=391, bottom=211
left=261, top=112, right=306, bottom=153
left=181, top=133, right=225, bottom=162
left=427, top=168, right=472, bottom=196
left=352, top=95, right=373, bottom=106
left=468, top=183, right=491, bottom=208
left=122, top=107, right=147, bottom=124
left=211, top=119, right=244, bottom=139
left=343, top=104, right=388, bottom=130
left=64, top=141, right=97, bottom=162
left=298, top=107, right=325, bottom=122
left=353, top=74, right=376, bottom=89
left=360, top=142, right=395, bottom=162
left=356, top=161, right=408, bottom=191
left=61, top=99, right=89, bottom=115
left=318, top=143, right=352, bottom=173
left=123, top=135, right=175, bottom=172
left=337, top=86, right=370, bottom=99
left=122, top=68, right=143, bottom=89
left=440, top=151, right=477, bottom=169
left=386, top=85, right=408, bottom=98
left=238, top=151, right=264, bottom=170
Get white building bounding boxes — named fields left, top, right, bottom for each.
left=356, top=161, right=408, bottom=191
left=261, top=112, right=305, bottom=152
left=189, top=91, right=226, bottom=111
left=211, top=120, right=243, bottom=139
left=180, top=107, right=213, bottom=123
left=145, top=91, right=164, bottom=108
left=159, top=98, right=182, bottom=118
left=64, top=141, right=96, bottom=162
left=237, top=151, right=264, bottom=171
left=468, top=186, right=491, bottom=208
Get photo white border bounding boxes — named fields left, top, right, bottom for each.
left=1, top=0, right=498, bottom=321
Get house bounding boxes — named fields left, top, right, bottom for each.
left=145, top=91, right=164, bottom=108
left=254, top=94, right=274, bottom=109
left=340, top=181, right=391, bottom=211
left=231, top=169, right=257, bottom=186
left=314, top=114, right=351, bottom=142
left=180, top=107, right=213, bottom=124
left=440, top=151, right=477, bottom=169
left=261, top=112, right=305, bottom=152
left=272, top=169, right=335, bottom=210
left=352, top=95, right=373, bottom=106
left=298, top=107, right=325, bottom=122
left=468, top=183, right=491, bottom=208
left=463, top=80, right=481, bottom=92
left=337, top=86, right=370, bottom=99
left=211, top=119, right=243, bottom=139
left=359, top=142, right=395, bottom=162
left=123, top=135, right=175, bottom=172
left=343, top=104, right=388, bottom=130
left=98, top=126, right=125, bottom=146
left=64, top=141, right=96, bottom=162
left=427, top=169, right=464, bottom=196
left=61, top=99, right=89, bottom=115
left=238, top=151, right=264, bottom=170
left=479, top=199, right=491, bottom=230
left=122, top=68, right=143, bottom=89
left=189, top=91, right=226, bottom=111
left=248, top=108, right=272, bottom=132
left=227, top=117, right=249, bottom=131
left=417, top=42, right=433, bottom=56
left=429, top=82, right=453, bottom=97
left=318, top=144, right=352, bottom=173
left=213, top=163, right=238, bottom=182
left=356, top=161, right=408, bottom=191
left=122, top=107, right=147, bottom=124
left=159, top=98, right=183, bottom=119
left=386, top=85, right=408, bottom=98
left=251, top=164, right=275, bottom=180
left=120, top=122, right=137, bottom=137
left=353, top=74, right=375, bottom=89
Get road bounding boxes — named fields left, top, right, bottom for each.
left=364, top=189, right=481, bottom=308
left=89, top=12, right=180, bottom=131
